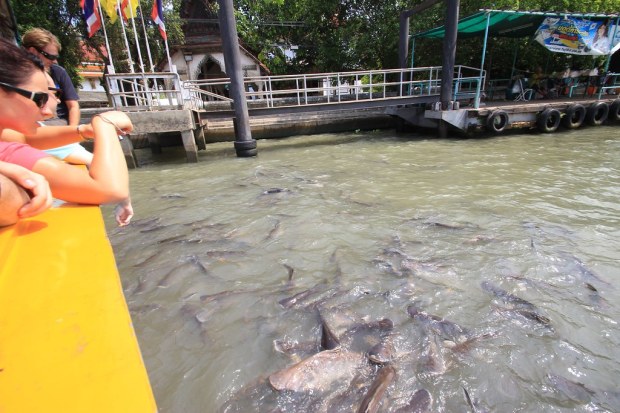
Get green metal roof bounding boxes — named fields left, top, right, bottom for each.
left=413, top=10, right=617, bottom=39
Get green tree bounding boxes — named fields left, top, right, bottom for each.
left=12, top=0, right=620, bottom=80
left=234, top=0, right=620, bottom=75
left=235, top=0, right=413, bottom=74
left=13, top=0, right=83, bottom=82
left=12, top=0, right=184, bottom=85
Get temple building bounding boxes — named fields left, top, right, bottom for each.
left=161, top=0, right=268, bottom=88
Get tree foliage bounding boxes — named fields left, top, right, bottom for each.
left=12, top=0, right=184, bottom=85
left=13, top=0, right=83, bottom=82
left=234, top=0, right=620, bottom=76
left=11, top=0, right=620, bottom=82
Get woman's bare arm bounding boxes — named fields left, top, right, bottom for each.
left=1, top=124, right=95, bottom=149
left=31, top=111, right=132, bottom=205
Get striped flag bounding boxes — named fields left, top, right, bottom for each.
left=81, top=0, right=102, bottom=37
left=119, top=0, right=139, bottom=22
left=151, top=0, right=167, bottom=40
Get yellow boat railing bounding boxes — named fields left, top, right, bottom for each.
left=0, top=204, right=157, bottom=412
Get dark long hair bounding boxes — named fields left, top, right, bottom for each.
left=0, top=38, right=45, bottom=86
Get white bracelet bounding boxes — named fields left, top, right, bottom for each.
left=94, top=115, right=127, bottom=138
left=76, top=124, right=89, bottom=140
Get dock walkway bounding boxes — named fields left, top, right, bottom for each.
left=95, top=68, right=619, bottom=165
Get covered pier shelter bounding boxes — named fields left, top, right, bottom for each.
left=410, top=9, right=620, bottom=109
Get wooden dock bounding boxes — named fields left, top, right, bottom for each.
left=391, top=95, right=620, bottom=135
left=83, top=66, right=620, bottom=167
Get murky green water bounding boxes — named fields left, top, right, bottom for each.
left=105, top=126, right=620, bottom=413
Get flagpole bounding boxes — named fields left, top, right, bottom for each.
left=97, top=0, right=115, bottom=70
left=116, top=0, right=135, bottom=73
left=164, top=37, right=172, bottom=73
left=152, top=0, right=173, bottom=72
left=137, top=1, right=155, bottom=72
left=127, top=1, right=145, bottom=73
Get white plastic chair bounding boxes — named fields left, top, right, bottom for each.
left=513, top=78, right=534, bottom=101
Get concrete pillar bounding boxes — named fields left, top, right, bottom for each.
left=194, top=126, right=206, bottom=150
left=398, top=0, right=442, bottom=69
left=181, top=130, right=198, bottom=162
left=398, top=12, right=410, bottom=69
left=218, top=0, right=257, bottom=157
left=439, top=0, right=460, bottom=138
left=440, top=0, right=460, bottom=109
left=147, top=133, right=161, bottom=154
left=120, top=136, right=138, bottom=169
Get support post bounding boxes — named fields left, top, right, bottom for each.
left=217, top=0, right=257, bottom=157
left=119, top=136, right=138, bottom=169
left=598, top=16, right=620, bottom=100
left=438, top=0, right=460, bottom=138
left=398, top=12, right=410, bottom=69
left=181, top=130, right=198, bottom=163
left=194, top=126, right=206, bottom=150
left=147, top=133, right=161, bottom=154
left=397, top=0, right=442, bottom=69
left=474, top=11, right=491, bottom=109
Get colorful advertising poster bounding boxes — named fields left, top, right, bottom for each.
left=535, top=17, right=620, bottom=56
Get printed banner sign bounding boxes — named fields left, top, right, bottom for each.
left=535, top=17, right=620, bottom=56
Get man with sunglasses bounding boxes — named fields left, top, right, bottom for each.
left=22, top=28, right=81, bottom=127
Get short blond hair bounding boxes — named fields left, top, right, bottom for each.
left=21, top=28, right=62, bottom=52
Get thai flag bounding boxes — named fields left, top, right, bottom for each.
left=151, top=0, right=167, bottom=40
left=120, top=0, right=139, bottom=23
left=81, top=0, right=102, bottom=38
left=120, top=0, right=129, bottom=22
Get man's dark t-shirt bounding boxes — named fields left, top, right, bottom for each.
left=49, top=64, right=79, bottom=122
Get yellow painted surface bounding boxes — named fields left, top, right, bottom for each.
left=0, top=205, right=157, bottom=413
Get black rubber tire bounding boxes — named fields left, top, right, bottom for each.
left=562, top=104, right=586, bottom=129
left=236, top=148, right=258, bottom=157
left=233, top=139, right=258, bottom=157
left=234, top=139, right=257, bottom=151
left=537, top=108, right=561, bottom=133
left=486, top=110, right=509, bottom=134
left=608, top=99, right=620, bottom=121
left=585, top=102, right=609, bottom=126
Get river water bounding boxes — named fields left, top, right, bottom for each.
left=104, top=126, right=620, bottom=413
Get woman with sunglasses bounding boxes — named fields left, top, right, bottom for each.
left=0, top=41, right=56, bottom=225
left=1, top=71, right=134, bottom=226
left=0, top=38, right=133, bottom=226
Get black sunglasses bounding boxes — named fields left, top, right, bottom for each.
left=37, top=49, right=59, bottom=61
left=0, top=81, right=49, bottom=108
left=48, top=86, right=61, bottom=99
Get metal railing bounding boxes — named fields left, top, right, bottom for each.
left=486, top=78, right=511, bottom=101
left=106, top=72, right=184, bottom=111
left=103, top=66, right=485, bottom=112
left=183, top=65, right=485, bottom=111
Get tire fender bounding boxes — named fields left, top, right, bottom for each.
left=486, top=110, right=509, bottom=134
left=537, top=108, right=561, bottom=133
left=585, top=102, right=609, bottom=126
left=562, top=104, right=586, bottom=129
left=608, top=99, right=620, bottom=122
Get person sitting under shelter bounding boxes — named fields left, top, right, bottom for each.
left=530, top=67, right=555, bottom=99
left=506, top=74, right=533, bottom=101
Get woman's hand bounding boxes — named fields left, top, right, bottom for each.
left=91, top=111, right=134, bottom=137
left=0, top=161, right=53, bottom=219
left=114, top=197, right=134, bottom=226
